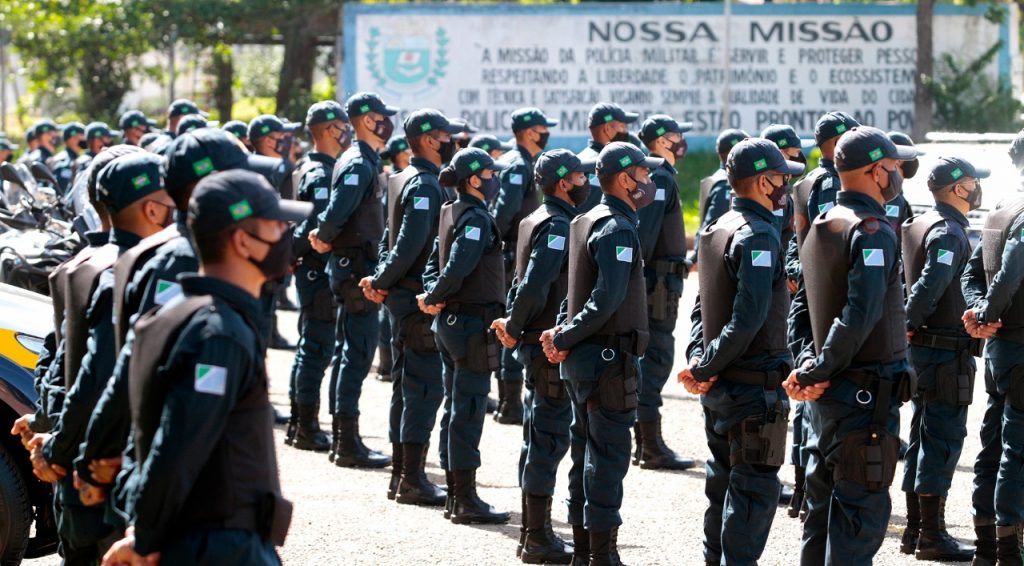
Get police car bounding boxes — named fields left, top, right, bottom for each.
left=903, top=133, right=1019, bottom=248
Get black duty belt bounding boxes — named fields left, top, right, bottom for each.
left=395, top=277, right=423, bottom=293
left=581, top=330, right=649, bottom=356
left=521, top=330, right=544, bottom=345
left=445, top=302, right=502, bottom=321
left=719, top=367, right=786, bottom=390
left=909, top=331, right=977, bottom=352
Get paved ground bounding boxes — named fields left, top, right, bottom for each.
left=28, top=280, right=986, bottom=565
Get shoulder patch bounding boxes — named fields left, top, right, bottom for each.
left=154, top=280, right=183, bottom=306
left=885, top=204, right=900, bottom=218
left=936, top=249, right=954, bottom=266
left=615, top=246, right=633, bottom=262
left=344, top=173, right=359, bottom=186
left=589, top=174, right=599, bottom=187
left=655, top=188, right=666, bottom=201
left=547, top=234, right=566, bottom=250
left=818, top=202, right=834, bottom=215
left=465, top=226, right=482, bottom=241
left=773, top=208, right=785, bottom=217
left=509, top=173, right=523, bottom=185
left=194, top=364, right=227, bottom=396
left=862, top=248, right=885, bottom=267
left=823, top=177, right=834, bottom=190
left=751, top=250, right=772, bottom=267
left=314, top=186, right=329, bottom=200
left=413, top=196, right=430, bottom=210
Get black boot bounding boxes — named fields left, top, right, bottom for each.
left=496, top=380, right=524, bottom=425
left=570, top=526, right=589, bottom=566
left=974, top=517, right=997, bottom=566
left=276, top=286, right=298, bottom=311
left=901, top=491, right=921, bottom=554
left=328, top=415, right=341, bottom=463
left=521, top=494, right=572, bottom=564
left=788, top=466, right=805, bottom=519
left=293, top=403, right=331, bottom=452
left=396, top=443, right=446, bottom=506
left=996, top=525, right=1023, bottom=566
left=450, top=469, right=510, bottom=525
left=444, top=470, right=454, bottom=520
left=333, top=417, right=391, bottom=468
left=284, top=400, right=297, bottom=446
left=270, top=314, right=296, bottom=350
left=589, top=529, right=625, bottom=566
left=916, top=495, right=974, bottom=561
left=636, top=419, right=695, bottom=470
left=494, top=377, right=507, bottom=421
left=387, top=442, right=402, bottom=501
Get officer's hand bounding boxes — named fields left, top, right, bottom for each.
left=88, top=456, right=123, bottom=485
left=102, top=532, right=160, bottom=566
left=74, top=471, right=108, bottom=506
left=491, top=318, right=517, bottom=349
left=540, top=327, right=568, bottom=364
left=787, top=278, right=798, bottom=294
left=308, top=230, right=331, bottom=254
left=27, top=435, right=66, bottom=483
left=10, top=414, right=34, bottom=450
left=416, top=293, right=444, bottom=316
left=359, top=276, right=388, bottom=304
left=963, top=309, right=1002, bottom=339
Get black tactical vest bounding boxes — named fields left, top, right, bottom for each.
left=290, top=155, right=312, bottom=196
left=697, top=210, right=789, bottom=356
left=330, top=149, right=385, bottom=256
left=386, top=164, right=441, bottom=280
left=647, top=169, right=687, bottom=262
left=566, top=204, right=648, bottom=336
left=982, top=197, right=1024, bottom=340
left=514, top=205, right=569, bottom=332
left=792, top=168, right=829, bottom=249
left=49, top=245, right=103, bottom=344
left=902, top=210, right=967, bottom=330
left=801, top=205, right=907, bottom=363
left=63, top=244, right=119, bottom=386
left=113, top=225, right=181, bottom=350
left=698, top=169, right=729, bottom=224
left=437, top=200, right=505, bottom=306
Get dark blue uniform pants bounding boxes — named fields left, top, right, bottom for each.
left=973, top=337, right=1024, bottom=524
left=435, top=309, right=494, bottom=470
left=801, top=377, right=901, bottom=566
left=289, top=265, right=334, bottom=407
left=55, top=474, right=115, bottom=564
left=378, top=305, right=393, bottom=376
left=517, top=344, right=571, bottom=496
left=500, top=249, right=524, bottom=384
left=700, top=381, right=786, bottom=565
left=901, top=345, right=971, bottom=496
left=160, top=529, right=280, bottom=566
left=386, top=289, right=444, bottom=445
left=790, top=402, right=809, bottom=467
left=327, top=254, right=380, bottom=418
left=638, top=312, right=676, bottom=423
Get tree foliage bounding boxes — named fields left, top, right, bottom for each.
left=924, top=41, right=1023, bottom=133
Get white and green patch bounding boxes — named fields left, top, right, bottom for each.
left=194, top=364, right=227, bottom=396
left=413, top=196, right=430, bottom=210
left=589, top=174, right=599, bottom=186
left=344, top=173, right=359, bottom=186
left=615, top=246, right=633, bottom=262
left=509, top=173, right=523, bottom=185
left=229, top=200, right=252, bottom=221
left=751, top=250, right=772, bottom=267
left=862, top=248, right=885, bottom=267
left=818, top=202, right=834, bottom=214
left=465, top=226, right=481, bottom=241
left=132, top=174, right=150, bottom=190
left=547, top=234, right=565, bottom=250
left=154, top=280, right=182, bottom=306
left=822, top=177, right=834, bottom=190
left=885, top=204, right=899, bottom=217
left=314, top=186, right=329, bottom=200
left=261, top=125, right=271, bottom=134
left=937, top=249, right=954, bottom=266
left=655, top=188, right=665, bottom=201
left=360, top=104, right=371, bottom=114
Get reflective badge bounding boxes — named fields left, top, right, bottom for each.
left=413, top=196, right=429, bottom=210
left=751, top=250, right=772, bottom=267
left=655, top=188, right=665, bottom=201
left=314, top=186, right=329, bottom=200
left=937, top=249, right=954, bottom=266
left=863, top=248, right=885, bottom=267
left=344, top=173, right=359, bottom=186
left=615, top=246, right=633, bottom=262
left=510, top=173, right=523, bottom=185
left=194, top=364, right=227, bottom=396
left=818, top=202, right=834, bottom=214
left=885, top=204, right=899, bottom=218
left=154, top=280, right=183, bottom=306
left=465, top=226, right=481, bottom=241
left=547, top=235, right=565, bottom=250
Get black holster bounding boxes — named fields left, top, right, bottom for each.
left=461, top=330, right=500, bottom=373
left=340, top=279, right=377, bottom=315
left=647, top=260, right=683, bottom=322
left=405, top=312, right=438, bottom=353
left=530, top=355, right=565, bottom=400
left=729, top=397, right=789, bottom=468
left=922, top=349, right=975, bottom=407
left=257, top=492, right=293, bottom=546
left=587, top=352, right=639, bottom=413
left=833, top=373, right=900, bottom=491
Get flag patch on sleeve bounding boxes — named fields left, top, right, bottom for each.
left=154, top=280, right=183, bottom=306
left=413, top=196, right=430, bottom=210
left=465, top=226, right=481, bottom=241
left=937, top=249, right=954, bottom=266
left=862, top=249, right=885, bottom=267
left=655, top=188, right=665, bottom=201
left=885, top=204, right=899, bottom=218
left=818, top=202, right=834, bottom=214
left=509, top=173, right=523, bottom=185
left=547, top=235, right=565, bottom=250
left=615, top=246, right=633, bottom=262
left=344, top=173, right=359, bottom=186
left=195, top=364, right=227, bottom=396
left=314, top=186, right=328, bottom=200
left=751, top=250, right=772, bottom=267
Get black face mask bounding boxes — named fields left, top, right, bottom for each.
left=567, top=178, right=590, bottom=207
left=612, top=131, right=630, bottom=144
left=438, top=138, right=457, bottom=164
left=791, top=152, right=807, bottom=165
left=536, top=132, right=550, bottom=151
left=765, top=176, right=788, bottom=210
left=903, top=159, right=920, bottom=179
left=962, top=183, right=983, bottom=211
left=246, top=231, right=294, bottom=280
left=879, top=166, right=903, bottom=202
left=478, top=175, right=500, bottom=201
left=334, top=125, right=352, bottom=149
left=669, top=138, right=688, bottom=159
left=456, top=136, right=470, bottom=150
left=274, top=136, right=293, bottom=160
left=373, top=118, right=395, bottom=141
left=627, top=173, right=657, bottom=209
left=77, top=140, right=87, bottom=150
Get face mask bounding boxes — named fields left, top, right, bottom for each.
left=791, top=152, right=807, bottom=165
left=438, top=138, right=457, bottom=164
left=77, top=140, right=87, bottom=150
left=478, top=175, right=500, bottom=201
left=903, top=159, right=920, bottom=179
left=612, top=131, right=630, bottom=144
left=879, top=166, right=903, bottom=202
left=536, top=131, right=550, bottom=151
left=456, top=137, right=470, bottom=150
left=669, top=138, right=688, bottom=159
left=963, top=183, right=983, bottom=211
left=274, top=136, right=293, bottom=159
left=627, top=173, right=657, bottom=209
left=765, top=176, right=788, bottom=210
left=373, top=118, right=395, bottom=141
left=245, top=231, right=294, bottom=280
left=335, top=125, right=352, bottom=149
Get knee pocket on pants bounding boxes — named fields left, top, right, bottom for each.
left=587, top=357, right=638, bottom=413
left=833, top=429, right=900, bottom=491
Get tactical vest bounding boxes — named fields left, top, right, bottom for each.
left=802, top=205, right=906, bottom=363
left=902, top=210, right=967, bottom=330
left=49, top=244, right=103, bottom=343
left=792, top=168, right=829, bottom=249
left=437, top=200, right=505, bottom=306
left=697, top=210, right=789, bottom=356
left=698, top=168, right=729, bottom=225
left=385, top=165, right=442, bottom=284
left=63, top=243, right=119, bottom=386
left=329, top=150, right=385, bottom=256
left=502, top=150, right=539, bottom=243
left=70, top=153, right=94, bottom=189
left=981, top=197, right=1024, bottom=340
left=514, top=205, right=569, bottom=332
left=646, top=169, right=687, bottom=262
left=112, top=224, right=181, bottom=350
left=566, top=204, right=648, bottom=337
left=290, top=156, right=312, bottom=196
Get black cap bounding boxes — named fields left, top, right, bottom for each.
left=381, top=136, right=410, bottom=161
left=834, top=126, right=922, bottom=172
left=510, top=108, right=558, bottom=132
left=595, top=142, right=663, bottom=179
left=188, top=169, right=313, bottom=238
left=760, top=124, right=815, bottom=151
left=33, top=120, right=58, bottom=136
left=96, top=152, right=166, bottom=213
left=306, top=101, right=347, bottom=128
left=638, top=115, right=693, bottom=144
left=176, top=115, right=209, bottom=136
left=403, top=109, right=462, bottom=138
left=0, top=138, right=18, bottom=151
left=887, top=131, right=917, bottom=149
left=534, top=149, right=597, bottom=188
left=62, top=122, right=86, bottom=141
left=345, top=92, right=398, bottom=119
left=165, top=128, right=282, bottom=196
left=247, top=115, right=300, bottom=141
left=141, top=133, right=172, bottom=153
left=716, top=129, right=750, bottom=156
left=468, top=134, right=514, bottom=154
left=86, top=122, right=121, bottom=140
left=927, top=156, right=991, bottom=190
left=168, top=99, right=207, bottom=119
left=450, top=118, right=477, bottom=135
left=814, top=111, right=860, bottom=145
left=118, top=110, right=156, bottom=131
left=587, top=103, right=639, bottom=128
left=726, top=138, right=805, bottom=182
left=25, top=126, right=36, bottom=143
left=221, top=121, right=249, bottom=140
left=448, top=148, right=507, bottom=183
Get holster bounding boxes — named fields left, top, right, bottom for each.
left=1007, top=365, right=1024, bottom=411
left=587, top=352, right=639, bottom=413
left=647, top=260, right=683, bottom=322
left=529, top=355, right=565, bottom=400
left=405, top=312, right=438, bottom=353
left=922, top=349, right=974, bottom=407
left=729, top=397, right=789, bottom=468
left=257, top=492, right=293, bottom=547
left=833, top=373, right=900, bottom=491
left=461, top=330, right=500, bottom=373
left=340, top=279, right=378, bottom=315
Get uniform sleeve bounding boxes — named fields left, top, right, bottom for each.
left=906, top=227, right=959, bottom=330
left=423, top=212, right=489, bottom=305
left=785, top=235, right=802, bottom=280
left=316, top=160, right=372, bottom=243
left=29, top=332, right=61, bottom=433
left=505, top=219, right=569, bottom=339
left=798, top=223, right=899, bottom=385
left=703, top=183, right=731, bottom=229
left=421, top=238, right=441, bottom=292
left=686, top=294, right=705, bottom=363
left=978, top=215, right=1024, bottom=324
left=76, top=340, right=134, bottom=484
left=552, top=227, right=637, bottom=351
left=374, top=180, right=439, bottom=289
left=962, top=241, right=987, bottom=311
left=787, top=284, right=816, bottom=367
left=292, top=168, right=331, bottom=257
left=492, top=163, right=528, bottom=237
left=130, top=335, right=253, bottom=556
left=691, top=230, right=780, bottom=381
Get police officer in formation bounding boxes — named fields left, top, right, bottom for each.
left=118, top=110, right=157, bottom=147
left=164, top=98, right=206, bottom=138
left=689, top=128, right=749, bottom=269
left=576, top=102, right=639, bottom=213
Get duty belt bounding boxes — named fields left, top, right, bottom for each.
left=395, top=277, right=423, bottom=293
left=581, top=330, right=649, bottom=357
left=445, top=302, right=502, bottom=321
left=719, top=366, right=787, bottom=390
left=520, top=330, right=544, bottom=345
left=910, top=331, right=978, bottom=352
left=650, top=258, right=689, bottom=280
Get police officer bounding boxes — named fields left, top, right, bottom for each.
left=118, top=110, right=156, bottom=147
left=688, top=128, right=749, bottom=269
left=681, top=138, right=803, bottom=565
left=492, top=108, right=558, bottom=425
left=422, top=147, right=509, bottom=524
left=72, top=122, right=121, bottom=187
left=374, top=134, right=406, bottom=385
left=0, top=136, right=17, bottom=163
left=165, top=98, right=206, bottom=137
left=885, top=131, right=918, bottom=240
left=783, top=126, right=918, bottom=565
left=631, top=115, right=696, bottom=471
left=16, top=124, right=39, bottom=165
left=492, top=149, right=592, bottom=563
left=360, top=109, right=460, bottom=505
left=50, top=122, right=86, bottom=194
left=222, top=120, right=251, bottom=147
left=176, top=114, right=210, bottom=136
left=381, top=135, right=411, bottom=173
left=102, top=170, right=305, bottom=565
left=575, top=102, right=639, bottom=214
left=540, top=142, right=658, bottom=565
left=309, top=92, right=397, bottom=468
left=249, top=115, right=301, bottom=170
left=283, top=100, right=349, bottom=453
left=961, top=130, right=1024, bottom=565
left=25, top=119, right=60, bottom=164
left=470, top=134, right=514, bottom=160
left=452, top=118, right=477, bottom=150
left=897, top=157, right=984, bottom=562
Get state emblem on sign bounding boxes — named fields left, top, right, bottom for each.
left=366, top=26, right=448, bottom=98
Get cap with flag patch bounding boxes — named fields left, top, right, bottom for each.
left=165, top=128, right=285, bottom=203
left=587, top=102, right=639, bottom=128
left=118, top=109, right=157, bottom=131
left=834, top=126, right=923, bottom=172
left=62, top=122, right=86, bottom=141
left=760, top=123, right=816, bottom=151
left=927, top=155, right=991, bottom=190
left=247, top=114, right=300, bottom=142
left=534, top=148, right=597, bottom=189
left=221, top=120, right=249, bottom=140
left=814, top=111, right=860, bottom=145
left=726, top=138, right=805, bottom=182
left=716, top=129, right=750, bottom=156
left=447, top=147, right=508, bottom=184
left=638, top=114, right=693, bottom=143
left=510, top=107, right=559, bottom=132
left=188, top=169, right=312, bottom=238
left=595, top=142, right=664, bottom=179
left=167, top=98, right=208, bottom=119
left=345, top=92, right=398, bottom=119
left=96, top=152, right=166, bottom=213
left=469, top=134, right=515, bottom=154
left=175, top=115, right=209, bottom=137
left=305, top=100, right=348, bottom=128
left=0, top=138, right=17, bottom=152
left=403, top=109, right=463, bottom=139
left=381, top=135, right=411, bottom=161
left=86, top=122, right=121, bottom=141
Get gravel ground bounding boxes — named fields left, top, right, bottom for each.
left=26, top=281, right=984, bottom=565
